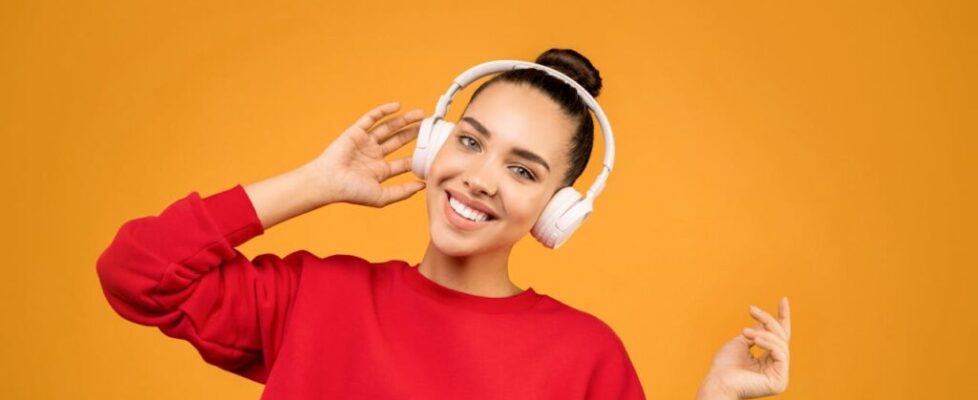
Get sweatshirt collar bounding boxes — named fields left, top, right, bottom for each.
left=400, top=261, right=542, bottom=314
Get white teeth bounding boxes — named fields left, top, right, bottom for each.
left=449, top=195, right=490, bottom=222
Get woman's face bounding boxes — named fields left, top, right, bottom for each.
left=424, top=82, right=578, bottom=256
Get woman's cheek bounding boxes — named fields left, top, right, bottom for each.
left=442, top=150, right=471, bottom=173
left=508, top=195, right=540, bottom=229
left=429, top=152, right=462, bottom=181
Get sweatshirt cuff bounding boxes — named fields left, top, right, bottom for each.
left=200, top=184, right=266, bottom=247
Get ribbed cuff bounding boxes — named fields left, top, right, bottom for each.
left=200, top=184, right=266, bottom=247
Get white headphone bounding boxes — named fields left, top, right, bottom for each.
left=411, top=60, right=616, bottom=249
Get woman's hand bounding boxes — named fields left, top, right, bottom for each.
left=301, top=101, right=427, bottom=208
left=697, top=297, right=792, bottom=400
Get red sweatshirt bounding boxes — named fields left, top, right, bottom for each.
left=96, top=184, right=646, bottom=399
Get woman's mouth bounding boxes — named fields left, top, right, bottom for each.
left=443, top=191, right=496, bottom=231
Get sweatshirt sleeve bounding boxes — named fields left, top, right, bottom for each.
left=95, top=184, right=302, bottom=384
left=585, top=326, right=647, bottom=400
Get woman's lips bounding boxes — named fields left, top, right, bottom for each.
left=446, top=189, right=498, bottom=218
left=444, top=191, right=494, bottom=231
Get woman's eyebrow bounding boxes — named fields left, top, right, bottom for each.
left=462, top=116, right=551, bottom=173
left=462, top=116, right=492, bottom=139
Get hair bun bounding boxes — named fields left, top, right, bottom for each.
left=535, top=48, right=603, bottom=98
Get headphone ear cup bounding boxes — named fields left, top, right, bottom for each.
left=419, top=119, right=455, bottom=178
left=412, top=118, right=455, bottom=179
left=412, top=117, right=438, bottom=178
left=532, top=187, right=584, bottom=249
left=552, top=197, right=593, bottom=248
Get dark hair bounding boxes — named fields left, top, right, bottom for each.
left=464, top=48, right=603, bottom=188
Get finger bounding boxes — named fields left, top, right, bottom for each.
left=354, top=101, right=401, bottom=132
left=743, top=327, right=789, bottom=362
left=745, top=332, right=784, bottom=365
left=370, top=108, right=424, bottom=142
left=780, top=296, right=792, bottom=341
left=754, top=335, right=790, bottom=370
left=382, top=157, right=414, bottom=181
left=378, top=181, right=426, bottom=206
left=380, top=123, right=421, bottom=155
left=750, top=304, right=789, bottom=343
left=751, top=333, right=790, bottom=393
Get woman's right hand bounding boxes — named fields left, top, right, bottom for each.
left=301, top=101, right=427, bottom=208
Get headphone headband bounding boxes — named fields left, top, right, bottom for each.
left=431, top=60, right=615, bottom=201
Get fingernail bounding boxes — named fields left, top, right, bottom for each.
left=750, top=305, right=759, bottom=313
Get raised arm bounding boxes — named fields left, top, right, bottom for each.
left=248, top=101, right=428, bottom=230
left=96, top=102, right=428, bottom=382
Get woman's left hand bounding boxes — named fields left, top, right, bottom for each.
left=697, top=297, right=792, bottom=400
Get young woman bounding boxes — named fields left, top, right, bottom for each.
left=97, top=48, right=791, bottom=399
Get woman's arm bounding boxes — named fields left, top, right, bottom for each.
left=246, top=101, right=428, bottom=230
left=96, top=102, right=427, bottom=382
left=96, top=184, right=297, bottom=382
left=243, top=164, right=325, bottom=231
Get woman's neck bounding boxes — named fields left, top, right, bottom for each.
left=417, top=241, right=524, bottom=298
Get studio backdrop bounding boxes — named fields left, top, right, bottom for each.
left=1, top=0, right=974, bottom=399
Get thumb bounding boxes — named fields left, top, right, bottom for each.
left=378, top=180, right=426, bottom=206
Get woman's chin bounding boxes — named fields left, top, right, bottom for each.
left=429, top=225, right=524, bottom=257
left=429, top=226, right=483, bottom=257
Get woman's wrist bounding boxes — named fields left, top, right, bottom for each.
left=696, top=374, right=738, bottom=400
left=295, top=160, right=339, bottom=207
left=244, top=164, right=331, bottom=231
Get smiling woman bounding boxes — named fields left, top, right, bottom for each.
left=96, top=49, right=650, bottom=399
left=424, top=80, right=585, bottom=258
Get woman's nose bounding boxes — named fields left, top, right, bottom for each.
left=462, top=163, right=497, bottom=197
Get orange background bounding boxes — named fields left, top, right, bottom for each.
left=2, top=1, right=975, bottom=398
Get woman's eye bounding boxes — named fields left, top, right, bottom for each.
left=510, top=166, right=536, bottom=181
left=458, top=135, right=480, bottom=151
